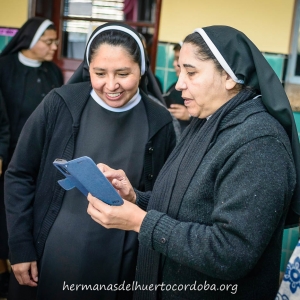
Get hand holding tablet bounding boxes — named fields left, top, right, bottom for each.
left=53, top=156, right=123, bottom=206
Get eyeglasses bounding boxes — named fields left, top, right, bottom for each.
left=39, top=39, right=60, bottom=46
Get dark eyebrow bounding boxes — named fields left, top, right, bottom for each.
left=92, top=67, right=131, bottom=71
left=116, top=67, right=131, bottom=71
left=183, top=64, right=196, bottom=68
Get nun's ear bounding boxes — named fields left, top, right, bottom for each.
left=225, top=73, right=237, bottom=91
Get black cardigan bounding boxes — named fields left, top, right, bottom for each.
left=5, top=82, right=176, bottom=264
left=135, top=99, right=296, bottom=299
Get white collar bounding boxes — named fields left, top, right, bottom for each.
left=18, top=52, right=41, bottom=67
left=90, top=88, right=141, bottom=112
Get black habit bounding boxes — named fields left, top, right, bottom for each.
left=0, top=17, right=63, bottom=262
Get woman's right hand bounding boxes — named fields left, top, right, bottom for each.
left=11, top=261, right=38, bottom=287
left=97, top=163, right=136, bottom=203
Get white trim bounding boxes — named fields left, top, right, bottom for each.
left=90, top=88, right=141, bottom=112
left=194, top=28, right=244, bottom=84
left=86, top=25, right=146, bottom=75
left=18, top=52, right=41, bottom=67
left=29, top=19, right=53, bottom=49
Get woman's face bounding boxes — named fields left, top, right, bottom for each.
left=29, top=29, right=58, bottom=61
left=89, top=44, right=141, bottom=108
left=175, top=43, right=237, bottom=119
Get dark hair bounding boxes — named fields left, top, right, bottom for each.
left=45, top=24, right=56, bottom=31
left=183, top=33, right=223, bottom=72
left=183, top=32, right=245, bottom=92
left=89, top=30, right=142, bottom=69
left=41, top=24, right=57, bottom=37
left=173, top=43, right=181, bottom=52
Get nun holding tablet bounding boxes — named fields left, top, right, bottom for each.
left=87, top=26, right=300, bottom=300
left=5, top=23, right=176, bottom=299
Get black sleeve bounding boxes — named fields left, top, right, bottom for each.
left=135, top=189, right=152, bottom=211
left=4, top=96, right=49, bottom=264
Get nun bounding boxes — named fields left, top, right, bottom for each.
left=0, top=16, right=63, bottom=298
left=0, top=16, right=63, bottom=158
left=86, top=25, right=300, bottom=300
left=4, top=22, right=176, bottom=299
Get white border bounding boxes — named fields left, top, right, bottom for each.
left=194, top=28, right=244, bottom=84
left=90, top=88, right=141, bottom=112
left=86, top=25, right=146, bottom=75
left=29, top=19, right=53, bottom=49
left=18, top=52, right=41, bottom=67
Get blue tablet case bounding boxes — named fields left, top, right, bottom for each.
left=53, top=156, right=123, bottom=206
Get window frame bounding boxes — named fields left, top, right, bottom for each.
left=285, top=0, right=300, bottom=84
left=31, top=0, right=162, bottom=82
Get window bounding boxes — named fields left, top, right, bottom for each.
left=62, top=0, right=127, bottom=59
left=33, top=0, right=161, bottom=81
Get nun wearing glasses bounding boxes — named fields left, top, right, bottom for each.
left=0, top=16, right=63, bottom=159
left=0, top=16, right=62, bottom=298
left=4, top=22, right=176, bottom=299
left=86, top=26, right=300, bottom=300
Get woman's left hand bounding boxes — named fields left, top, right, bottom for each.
left=87, top=193, right=147, bottom=232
